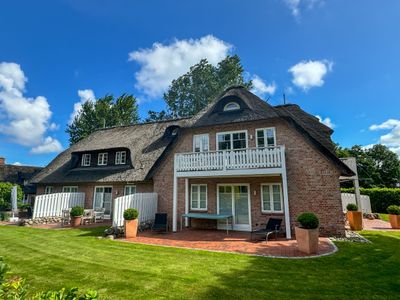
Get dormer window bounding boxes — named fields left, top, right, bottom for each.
left=115, top=151, right=126, bottom=165
left=98, top=153, right=108, bottom=166
left=223, top=102, right=240, bottom=112
left=82, top=154, right=91, bottom=166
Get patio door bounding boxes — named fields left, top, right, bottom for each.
left=217, top=184, right=251, bottom=231
left=93, top=187, right=112, bottom=219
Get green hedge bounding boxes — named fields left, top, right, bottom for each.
left=341, top=187, right=400, bottom=213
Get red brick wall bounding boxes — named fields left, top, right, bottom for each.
left=153, top=119, right=345, bottom=236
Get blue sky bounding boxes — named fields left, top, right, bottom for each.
left=1, top=0, right=399, bottom=166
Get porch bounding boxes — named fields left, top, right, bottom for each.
left=124, top=229, right=336, bottom=258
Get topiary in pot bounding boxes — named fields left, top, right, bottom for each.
left=295, top=212, right=319, bottom=254
left=124, top=208, right=139, bottom=238
left=70, top=206, right=84, bottom=227
left=387, top=205, right=400, bottom=229
left=346, top=203, right=362, bottom=231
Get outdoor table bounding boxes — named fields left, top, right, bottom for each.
left=181, top=213, right=233, bottom=235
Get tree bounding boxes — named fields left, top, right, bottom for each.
left=66, top=94, right=139, bottom=145
left=144, top=110, right=173, bottom=123
left=148, top=55, right=252, bottom=119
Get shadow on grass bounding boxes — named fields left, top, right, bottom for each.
left=73, top=226, right=109, bottom=237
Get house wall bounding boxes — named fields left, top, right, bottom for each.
left=153, top=119, right=344, bottom=236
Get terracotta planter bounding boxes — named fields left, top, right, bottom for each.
left=125, top=219, right=138, bottom=238
left=295, top=227, right=319, bottom=254
left=389, top=214, right=400, bottom=229
left=71, top=216, right=82, bottom=227
left=347, top=211, right=363, bottom=231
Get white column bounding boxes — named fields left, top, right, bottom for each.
left=185, top=178, right=189, bottom=227
left=172, top=155, right=178, bottom=232
left=281, top=146, right=291, bottom=239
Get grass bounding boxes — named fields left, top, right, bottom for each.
left=0, top=226, right=399, bottom=299
left=379, top=213, right=389, bottom=222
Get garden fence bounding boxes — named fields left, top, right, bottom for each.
left=33, top=193, right=85, bottom=218
left=341, top=193, right=372, bottom=213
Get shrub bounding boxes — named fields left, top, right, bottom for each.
left=123, top=208, right=139, bottom=220
left=0, top=182, right=23, bottom=210
left=341, top=187, right=400, bottom=213
left=70, top=206, right=84, bottom=217
left=296, top=212, right=319, bottom=229
left=346, top=203, right=358, bottom=211
left=0, top=211, right=10, bottom=221
left=387, top=205, right=400, bottom=215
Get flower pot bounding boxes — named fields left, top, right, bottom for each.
left=295, top=227, right=319, bottom=254
left=347, top=211, right=363, bottom=231
left=71, top=216, right=82, bottom=227
left=125, top=219, right=138, bottom=238
left=389, top=214, right=400, bottom=229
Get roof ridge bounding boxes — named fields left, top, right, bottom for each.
left=93, top=117, right=191, bottom=132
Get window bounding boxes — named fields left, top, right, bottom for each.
left=256, top=127, right=276, bottom=148
left=193, top=134, right=209, bottom=152
left=223, top=102, right=240, bottom=111
left=124, top=185, right=136, bottom=195
left=98, top=153, right=108, bottom=166
left=261, top=183, right=283, bottom=213
left=191, top=184, right=207, bottom=210
left=44, top=186, right=53, bottom=194
left=81, top=154, right=91, bottom=166
left=115, top=151, right=127, bottom=165
left=217, top=131, right=247, bottom=150
left=62, top=186, right=78, bottom=193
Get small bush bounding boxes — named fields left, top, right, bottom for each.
left=123, top=208, right=139, bottom=220
left=0, top=211, right=10, bottom=221
left=346, top=203, right=358, bottom=211
left=70, top=206, right=84, bottom=217
left=387, top=205, right=400, bottom=215
left=296, top=212, right=319, bottom=229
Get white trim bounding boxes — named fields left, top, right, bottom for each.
left=223, top=102, right=240, bottom=111
left=176, top=167, right=284, bottom=178
left=184, top=178, right=189, bottom=227
left=93, top=186, right=113, bottom=219
left=190, top=184, right=208, bottom=211
left=256, top=127, right=277, bottom=148
left=280, top=146, right=291, bottom=239
left=124, top=185, right=136, bottom=195
left=44, top=186, right=53, bottom=194
left=115, top=151, right=127, bottom=165
left=97, top=152, right=108, bottom=166
left=62, top=186, right=78, bottom=193
left=81, top=154, right=91, bottom=166
left=172, top=155, right=178, bottom=232
left=193, top=134, right=209, bottom=152
left=260, top=183, right=283, bottom=213
left=216, top=130, right=248, bottom=151
left=216, top=183, right=251, bottom=231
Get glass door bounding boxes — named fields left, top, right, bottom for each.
left=94, top=187, right=113, bottom=219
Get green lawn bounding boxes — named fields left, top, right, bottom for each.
left=0, top=226, right=399, bottom=299
left=379, top=213, right=389, bottom=222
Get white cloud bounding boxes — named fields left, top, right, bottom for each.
left=0, top=62, right=62, bottom=154
left=316, top=115, right=335, bottom=128
left=12, top=162, right=22, bottom=166
left=284, top=0, right=324, bottom=19
left=69, top=89, right=96, bottom=123
left=250, top=75, right=276, bottom=98
left=289, top=60, right=333, bottom=91
left=129, top=35, right=232, bottom=98
left=369, top=119, right=400, bottom=155
left=30, top=137, right=63, bottom=154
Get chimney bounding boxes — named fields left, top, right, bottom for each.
left=0, top=157, right=5, bottom=165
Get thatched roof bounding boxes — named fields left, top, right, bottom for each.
left=32, top=86, right=353, bottom=184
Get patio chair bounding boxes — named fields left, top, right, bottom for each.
left=94, top=208, right=105, bottom=223
left=151, top=213, right=168, bottom=233
left=251, top=218, right=282, bottom=242
left=82, top=209, right=94, bottom=225
left=61, top=209, right=71, bottom=227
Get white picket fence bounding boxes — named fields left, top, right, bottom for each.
left=33, top=193, right=86, bottom=219
left=341, top=193, right=372, bottom=213
left=113, top=193, right=158, bottom=227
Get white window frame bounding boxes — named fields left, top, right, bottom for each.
left=223, top=102, right=240, bottom=111
left=260, top=183, right=283, bottom=213
left=216, top=130, right=248, bottom=151
left=97, top=153, right=108, bottom=166
left=190, top=184, right=208, bottom=211
left=44, top=186, right=53, bottom=194
left=62, top=186, right=78, bottom=193
left=81, top=154, right=91, bottom=167
left=115, top=151, right=127, bottom=165
left=256, top=127, right=277, bottom=148
left=193, top=134, right=209, bottom=152
left=124, top=185, right=137, bottom=196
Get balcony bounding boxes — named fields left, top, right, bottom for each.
left=175, top=146, right=285, bottom=177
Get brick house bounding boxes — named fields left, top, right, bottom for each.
left=31, top=86, right=354, bottom=237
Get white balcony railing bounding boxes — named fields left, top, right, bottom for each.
left=175, top=146, right=284, bottom=173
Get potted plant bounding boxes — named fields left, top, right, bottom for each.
left=387, top=205, right=400, bottom=229
left=295, top=212, right=319, bottom=254
left=70, top=206, right=84, bottom=227
left=124, top=208, right=139, bottom=238
left=346, top=203, right=362, bottom=231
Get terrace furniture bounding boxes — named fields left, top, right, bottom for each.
left=251, top=218, right=282, bottom=242
left=81, top=209, right=94, bottom=225
left=94, top=208, right=105, bottom=223
left=181, top=213, right=233, bottom=235
left=152, top=213, right=168, bottom=233
left=61, top=209, right=71, bottom=227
